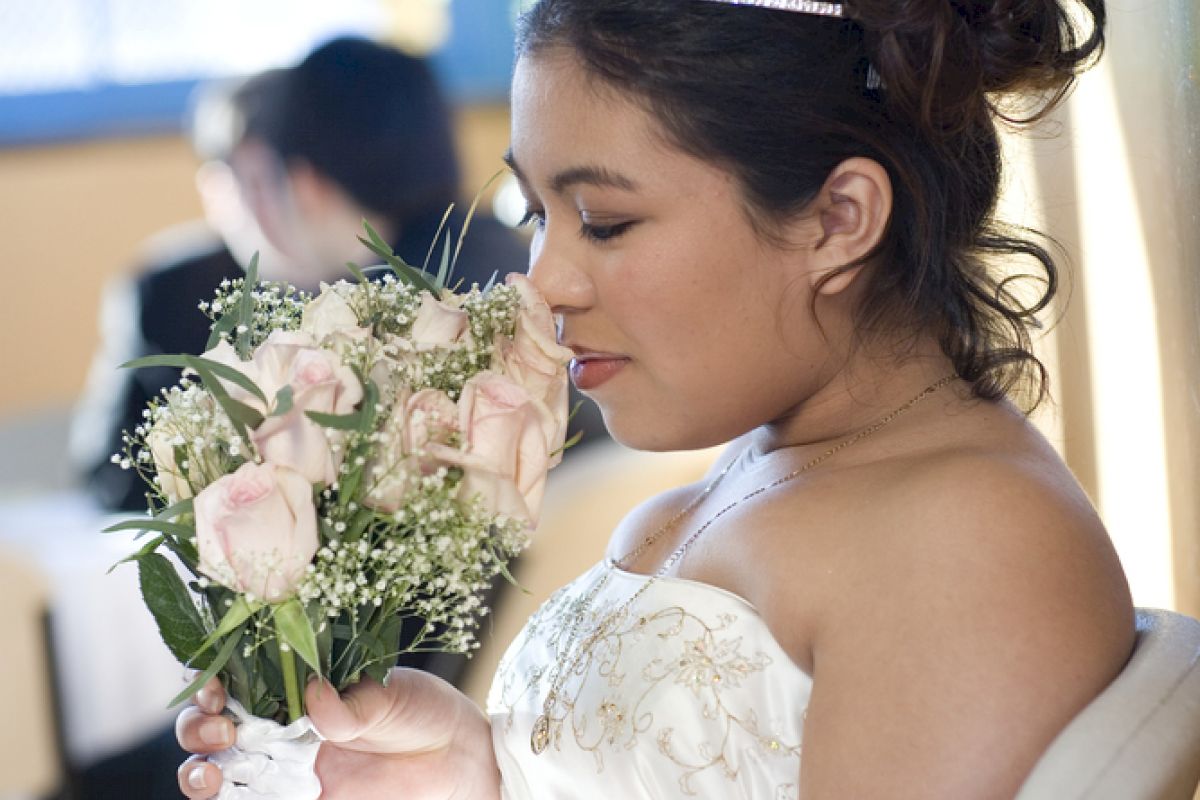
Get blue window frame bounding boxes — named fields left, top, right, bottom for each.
left=0, top=0, right=518, bottom=148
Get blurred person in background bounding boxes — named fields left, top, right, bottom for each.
left=66, top=35, right=545, bottom=800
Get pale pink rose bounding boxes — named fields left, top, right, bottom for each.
left=499, top=273, right=573, bottom=461
left=194, top=462, right=318, bottom=603
left=203, top=331, right=363, bottom=485
left=436, top=371, right=553, bottom=526
left=410, top=292, right=469, bottom=351
left=300, top=285, right=359, bottom=342
left=362, top=388, right=459, bottom=513
left=147, top=425, right=192, bottom=504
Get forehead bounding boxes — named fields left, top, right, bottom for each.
left=509, top=50, right=678, bottom=179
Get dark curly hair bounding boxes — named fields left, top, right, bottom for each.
left=516, top=0, right=1106, bottom=410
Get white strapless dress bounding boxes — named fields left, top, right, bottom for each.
left=487, top=561, right=814, bottom=798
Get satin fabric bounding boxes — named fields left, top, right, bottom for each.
left=489, top=561, right=813, bottom=798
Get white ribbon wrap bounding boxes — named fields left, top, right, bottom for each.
left=209, top=699, right=324, bottom=800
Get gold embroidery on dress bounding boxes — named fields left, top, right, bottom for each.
left=493, top=569, right=805, bottom=795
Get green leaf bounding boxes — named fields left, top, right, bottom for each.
left=191, top=595, right=262, bottom=664
left=271, top=385, right=294, bottom=418
left=108, top=534, right=165, bottom=574
left=358, top=379, right=380, bottom=434
left=423, top=203, right=455, bottom=278
left=154, top=497, right=194, bottom=520
left=358, top=229, right=439, bottom=295
left=139, top=554, right=212, bottom=668
left=275, top=599, right=321, bottom=675
left=305, top=409, right=362, bottom=431
left=169, top=627, right=243, bottom=708
left=345, top=260, right=369, bottom=284
left=192, top=358, right=267, bottom=406
left=363, top=219, right=391, bottom=255
left=235, top=254, right=259, bottom=358
left=103, top=518, right=194, bottom=538
left=436, top=230, right=453, bottom=292
left=121, top=355, right=267, bottom=406
left=191, top=363, right=264, bottom=445
left=495, top=555, right=531, bottom=595
left=451, top=170, right=504, bottom=279
left=206, top=309, right=239, bottom=351
left=550, top=429, right=584, bottom=458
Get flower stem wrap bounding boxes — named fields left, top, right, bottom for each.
left=208, top=699, right=323, bottom=800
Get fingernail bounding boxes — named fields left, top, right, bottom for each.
left=188, top=765, right=207, bottom=790
left=196, top=687, right=216, bottom=713
left=200, top=718, right=231, bottom=747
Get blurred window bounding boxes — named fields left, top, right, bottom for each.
left=0, top=0, right=516, bottom=147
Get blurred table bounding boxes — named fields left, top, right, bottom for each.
left=0, top=490, right=184, bottom=767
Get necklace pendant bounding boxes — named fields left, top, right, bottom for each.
left=531, top=714, right=551, bottom=754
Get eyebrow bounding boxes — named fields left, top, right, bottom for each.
left=503, top=149, right=640, bottom=194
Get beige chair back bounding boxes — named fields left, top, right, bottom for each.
left=1017, top=609, right=1200, bottom=800
left=0, top=545, right=61, bottom=798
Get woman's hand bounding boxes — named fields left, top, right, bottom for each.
left=176, top=669, right=502, bottom=800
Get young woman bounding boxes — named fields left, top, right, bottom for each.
left=176, top=1, right=1134, bottom=797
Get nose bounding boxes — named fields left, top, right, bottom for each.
left=527, top=226, right=594, bottom=316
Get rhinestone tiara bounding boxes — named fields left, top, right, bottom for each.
left=697, top=0, right=844, bottom=17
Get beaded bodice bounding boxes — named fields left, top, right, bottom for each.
left=487, top=561, right=813, bottom=798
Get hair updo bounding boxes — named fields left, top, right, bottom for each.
left=516, top=0, right=1106, bottom=409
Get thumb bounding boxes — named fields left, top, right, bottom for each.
left=305, top=676, right=390, bottom=743
left=305, top=669, right=462, bottom=754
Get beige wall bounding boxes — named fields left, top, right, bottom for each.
left=0, top=103, right=513, bottom=419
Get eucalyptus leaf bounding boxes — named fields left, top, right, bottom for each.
left=436, top=232, right=453, bottom=293
left=191, top=364, right=263, bottom=445
left=271, top=385, right=294, bottom=418
left=363, top=220, right=391, bottom=255
left=451, top=169, right=504, bottom=276
left=357, top=380, right=380, bottom=434
left=169, top=628, right=243, bottom=708
left=551, top=429, right=584, bottom=458
left=120, top=355, right=267, bottom=406
left=345, top=260, right=369, bottom=284
left=305, top=409, right=361, bottom=431
left=206, top=310, right=238, bottom=351
left=275, top=599, right=321, bottom=675
left=420, top=204, right=455, bottom=277
left=103, top=518, right=194, bottom=538
left=235, top=253, right=259, bottom=358
left=388, top=259, right=440, bottom=294
left=154, top=497, right=194, bottom=520
left=139, top=554, right=212, bottom=668
left=191, top=595, right=263, bottom=664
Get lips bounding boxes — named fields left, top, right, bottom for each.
left=566, top=347, right=629, bottom=391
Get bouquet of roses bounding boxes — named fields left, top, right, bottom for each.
left=106, top=225, right=572, bottom=799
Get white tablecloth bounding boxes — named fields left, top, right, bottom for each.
left=0, top=491, right=186, bottom=766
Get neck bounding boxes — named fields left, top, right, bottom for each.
left=752, top=341, right=959, bottom=458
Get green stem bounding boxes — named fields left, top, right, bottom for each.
left=280, top=640, right=303, bottom=723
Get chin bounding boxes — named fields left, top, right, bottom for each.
left=602, top=409, right=733, bottom=454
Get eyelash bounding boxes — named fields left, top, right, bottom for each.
left=518, top=208, right=637, bottom=244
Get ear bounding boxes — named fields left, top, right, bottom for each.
left=285, top=160, right=340, bottom=219
left=804, top=157, right=892, bottom=296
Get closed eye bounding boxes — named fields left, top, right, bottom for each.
left=580, top=220, right=637, bottom=244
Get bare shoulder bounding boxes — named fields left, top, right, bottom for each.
left=762, top=414, right=1136, bottom=798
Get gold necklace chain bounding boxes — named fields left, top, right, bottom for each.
left=529, top=374, right=958, bottom=755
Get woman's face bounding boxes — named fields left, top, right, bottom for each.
left=509, top=50, right=834, bottom=451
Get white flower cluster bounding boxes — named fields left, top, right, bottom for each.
left=200, top=279, right=310, bottom=349
left=115, top=378, right=243, bottom=503
left=299, top=469, right=529, bottom=655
